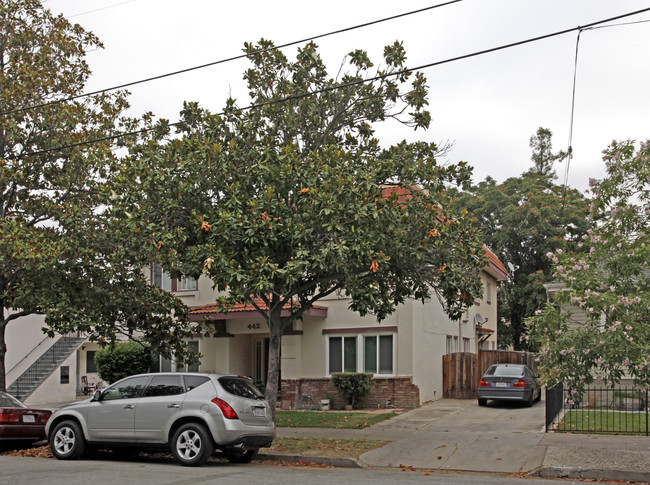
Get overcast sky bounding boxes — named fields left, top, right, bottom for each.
left=47, top=0, right=650, bottom=192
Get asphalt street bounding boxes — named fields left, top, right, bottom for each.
left=0, top=455, right=576, bottom=485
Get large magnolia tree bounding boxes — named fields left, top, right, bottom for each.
left=113, top=39, right=488, bottom=412
left=0, top=0, right=195, bottom=391
left=527, top=139, right=650, bottom=396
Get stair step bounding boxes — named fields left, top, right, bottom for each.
left=7, top=337, right=85, bottom=400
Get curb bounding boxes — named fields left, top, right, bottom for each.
left=537, top=466, right=650, bottom=483
left=257, top=452, right=366, bottom=468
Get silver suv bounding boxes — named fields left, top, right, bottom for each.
left=45, top=373, right=275, bottom=466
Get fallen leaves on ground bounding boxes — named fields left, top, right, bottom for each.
left=0, top=445, right=52, bottom=458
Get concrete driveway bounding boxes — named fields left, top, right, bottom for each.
left=359, top=398, right=547, bottom=473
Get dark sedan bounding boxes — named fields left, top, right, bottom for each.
left=478, top=363, right=541, bottom=407
left=0, top=391, right=52, bottom=444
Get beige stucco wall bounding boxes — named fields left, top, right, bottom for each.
left=5, top=313, right=53, bottom=383
left=24, top=351, right=77, bottom=406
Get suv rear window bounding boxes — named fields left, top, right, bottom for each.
left=184, top=375, right=211, bottom=392
left=218, top=377, right=264, bottom=399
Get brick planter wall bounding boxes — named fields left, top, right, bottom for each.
left=280, top=376, right=420, bottom=410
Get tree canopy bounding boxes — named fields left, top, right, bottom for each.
left=527, top=139, right=650, bottom=395
left=113, top=39, right=488, bottom=412
left=451, top=128, right=591, bottom=349
left=0, top=0, right=195, bottom=391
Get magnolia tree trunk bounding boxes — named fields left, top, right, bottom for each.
left=265, top=329, right=282, bottom=421
left=0, top=312, right=6, bottom=392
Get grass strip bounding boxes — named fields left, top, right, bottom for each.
left=555, top=410, right=649, bottom=435
left=275, top=411, right=397, bottom=429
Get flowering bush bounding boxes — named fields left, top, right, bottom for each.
left=526, top=140, right=650, bottom=398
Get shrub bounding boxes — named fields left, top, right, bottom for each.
left=94, top=342, right=155, bottom=384
left=331, top=373, right=373, bottom=407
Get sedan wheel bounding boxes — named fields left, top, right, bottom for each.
left=171, top=423, right=214, bottom=467
left=50, top=420, right=86, bottom=460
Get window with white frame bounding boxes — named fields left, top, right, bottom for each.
left=363, top=335, right=393, bottom=374
left=463, top=337, right=470, bottom=352
left=328, top=336, right=357, bottom=373
left=445, top=335, right=453, bottom=354
left=158, top=341, right=200, bottom=372
left=152, top=264, right=197, bottom=292
left=328, top=334, right=394, bottom=375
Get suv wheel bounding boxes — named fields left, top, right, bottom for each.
left=171, top=423, right=214, bottom=467
left=226, top=449, right=259, bottom=463
left=50, top=420, right=86, bottom=460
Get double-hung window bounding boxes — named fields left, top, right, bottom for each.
left=363, top=335, right=393, bottom=374
left=152, top=264, right=197, bottom=292
left=328, top=333, right=394, bottom=375
left=328, top=336, right=358, bottom=373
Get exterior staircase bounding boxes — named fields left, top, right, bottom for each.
left=7, top=336, right=86, bottom=401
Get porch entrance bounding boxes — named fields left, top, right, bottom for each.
left=253, top=337, right=270, bottom=389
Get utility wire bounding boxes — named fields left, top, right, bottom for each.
left=563, top=29, right=582, bottom=197
left=1, top=0, right=463, bottom=117
left=66, top=0, right=137, bottom=19
left=11, top=7, right=650, bottom=160
left=562, top=18, right=650, bottom=194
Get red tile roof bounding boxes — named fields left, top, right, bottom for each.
left=484, top=247, right=509, bottom=281
left=189, top=298, right=328, bottom=321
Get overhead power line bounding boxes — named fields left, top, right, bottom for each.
left=11, top=7, right=650, bottom=160
left=66, top=0, right=137, bottom=19
left=562, top=18, right=650, bottom=194
left=1, top=0, right=463, bottom=117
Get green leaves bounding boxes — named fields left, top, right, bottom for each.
left=0, top=0, right=197, bottom=391
left=114, top=39, right=486, bottom=411
left=527, top=139, right=650, bottom=395
left=452, top=128, right=591, bottom=349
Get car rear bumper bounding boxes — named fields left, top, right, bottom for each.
left=478, top=389, right=531, bottom=401
left=0, top=425, right=46, bottom=440
left=219, top=433, right=275, bottom=450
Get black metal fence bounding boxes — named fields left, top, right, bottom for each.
left=545, top=384, right=564, bottom=430
left=546, top=385, right=649, bottom=436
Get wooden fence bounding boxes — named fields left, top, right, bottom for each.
left=442, top=350, right=538, bottom=399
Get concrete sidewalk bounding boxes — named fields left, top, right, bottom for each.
left=274, top=399, right=650, bottom=482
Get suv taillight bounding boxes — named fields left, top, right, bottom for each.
left=479, top=379, right=490, bottom=387
left=513, top=379, right=527, bottom=388
left=212, top=398, right=239, bottom=419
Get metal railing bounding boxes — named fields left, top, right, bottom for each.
left=8, top=334, right=86, bottom=400
left=546, top=385, right=649, bottom=436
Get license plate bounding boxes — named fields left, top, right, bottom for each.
left=253, top=407, right=266, bottom=417
left=22, top=415, right=35, bottom=423
left=495, top=382, right=507, bottom=387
